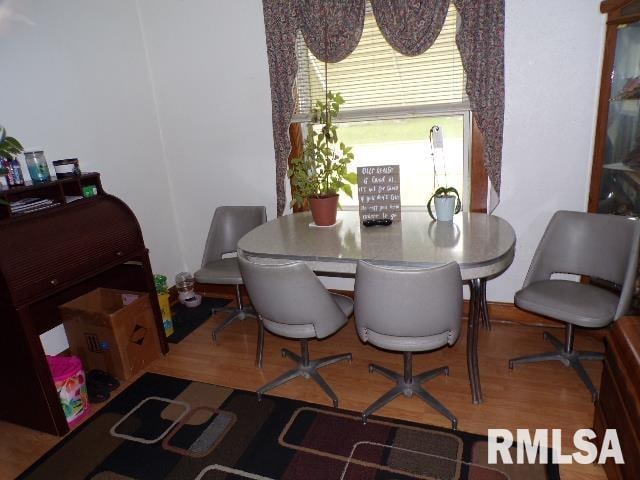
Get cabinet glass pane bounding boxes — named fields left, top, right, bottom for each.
left=599, top=21, right=640, bottom=216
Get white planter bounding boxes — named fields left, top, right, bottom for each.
left=434, top=195, right=456, bottom=222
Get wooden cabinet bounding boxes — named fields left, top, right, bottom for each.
left=589, top=0, right=640, bottom=312
left=594, top=317, right=640, bottom=480
left=0, top=174, right=168, bottom=435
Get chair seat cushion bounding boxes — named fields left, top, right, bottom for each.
left=361, top=329, right=451, bottom=352
left=330, top=293, right=354, bottom=317
left=194, top=258, right=242, bottom=285
left=261, top=318, right=316, bottom=339
left=260, top=292, right=352, bottom=340
left=515, top=280, right=619, bottom=328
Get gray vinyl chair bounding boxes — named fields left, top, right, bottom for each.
left=238, top=256, right=352, bottom=407
left=509, top=210, right=640, bottom=401
left=354, top=261, right=462, bottom=429
left=195, top=206, right=267, bottom=364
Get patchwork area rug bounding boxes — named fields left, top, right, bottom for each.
left=19, top=373, right=560, bottom=479
left=167, top=297, right=230, bottom=344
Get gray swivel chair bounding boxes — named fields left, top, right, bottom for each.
left=354, top=261, right=462, bottom=429
left=238, top=256, right=352, bottom=407
left=195, top=206, right=267, bottom=364
left=509, top=210, right=640, bottom=401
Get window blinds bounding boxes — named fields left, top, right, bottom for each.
left=293, top=3, right=468, bottom=122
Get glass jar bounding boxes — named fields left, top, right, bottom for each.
left=175, top=272, right=196, bottom=302
left=24, top=150, right=51, bottom=183
left=8, top=158, right=25, bottom=186
left=0, top=157, right=24, bottom=186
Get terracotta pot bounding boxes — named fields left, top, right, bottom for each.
left=309, top=194, right=339, bottom=226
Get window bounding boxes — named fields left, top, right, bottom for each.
left=292, top=3, right=472, bottom=209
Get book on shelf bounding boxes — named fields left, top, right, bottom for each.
left=9, top=197, right=59, bottom=214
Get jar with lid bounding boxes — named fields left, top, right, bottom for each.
left=24, top=150, right=51, bottom=183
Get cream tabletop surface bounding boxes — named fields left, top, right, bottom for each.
left=238, top=209, right=516, bottom=281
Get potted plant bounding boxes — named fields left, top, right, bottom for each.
left=426, top=125, right=461, bottom=222
left=0, top=125, right=25, bottom=188
left=288, top=91, right=357, bottom=226
left=427, top=186, right=461, bottom=222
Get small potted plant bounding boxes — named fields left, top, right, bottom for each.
left=426, top=125, right=461, bottom=222
left=288, top=91, right=357, bottom=226
left=427, top=186, right=461, bottom=222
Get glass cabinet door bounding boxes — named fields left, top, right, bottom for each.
left=598, top=21, right=640, bottom=216
left=592, top=4, right=640, bottom=314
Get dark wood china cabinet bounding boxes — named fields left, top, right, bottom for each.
left=589, top=0, right=640, bottom=312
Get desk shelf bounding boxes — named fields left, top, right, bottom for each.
left=0, top=173, right=103, bottom=221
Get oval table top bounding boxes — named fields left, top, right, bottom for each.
left=238, top=210, right=516, bottom=281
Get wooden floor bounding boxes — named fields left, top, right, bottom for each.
left=0, top=305, right=607, bottom=479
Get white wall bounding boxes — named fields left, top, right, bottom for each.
left=0, top=0, right=607, bottom=355
left=0, top=0, right=184, bottom=353
left=489, top=0, right=606, bottom=301
left=0, top=0, right=184, bottom=277
left=137, top=0, right=277, bottom=271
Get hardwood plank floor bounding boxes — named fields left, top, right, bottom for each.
left=0, top=306, right=607, bottom=479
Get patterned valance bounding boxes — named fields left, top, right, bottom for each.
left=371, top=0, right=450, bottom=56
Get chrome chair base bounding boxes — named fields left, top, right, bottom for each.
left=508, top=327, right=604, bottom=402
left=257, top=339, right=351, bottom=408
left=211, top=306, right=257, bottom=336
left=362, top=352, right=457, bottom=430
left=211, top=284, right=263, bottom=367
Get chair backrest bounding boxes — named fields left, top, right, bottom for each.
left=238, top=256, right=348, bottom=339
left=524, top=210, right=640, bottom=319
left=201, top=206, right=267, bottom=266
left=354, top=261, right=462, bottom=344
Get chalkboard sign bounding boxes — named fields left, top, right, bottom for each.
left=357, top=165, right=401, bottom=221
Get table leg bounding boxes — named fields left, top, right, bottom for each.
left=480, top=278, right=491, bottom=330
left=467, top=278, right=483, bottom=404
left=255, top=319, right=264, bottom=368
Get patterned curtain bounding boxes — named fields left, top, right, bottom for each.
left=370, top=0, right=449, bottom=56
left=453, top=0, right=505, bottom=199
left=297, top=0, right=366, bottom=63
left=263, top=0, right=365, bottom=215
left=262, top=0, right=299, bottom=216
left=262, top=0, right=505, bottom=214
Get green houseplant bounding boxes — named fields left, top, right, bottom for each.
left=0, top=126, right=24, bottom=167
left=288, top=91, right=357, bottom=226
left=426, top=125, right=461, bottom=221
left=0, top=126, right=25, bottom=202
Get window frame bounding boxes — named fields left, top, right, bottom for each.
left=288, top=114, right=488, bottom=214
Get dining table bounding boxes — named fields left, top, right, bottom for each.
left=237, top=209, right=516, bottom=404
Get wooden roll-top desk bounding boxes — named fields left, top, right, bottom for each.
left=0, top=173, right=168, bottom=435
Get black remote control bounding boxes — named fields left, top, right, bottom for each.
left=363, top=218, right=393, bottom=227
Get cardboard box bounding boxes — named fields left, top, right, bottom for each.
left=60, top=288, right=161, bottom=381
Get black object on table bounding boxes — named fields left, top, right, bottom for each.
left=362, top=218, right=393, bottom=227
